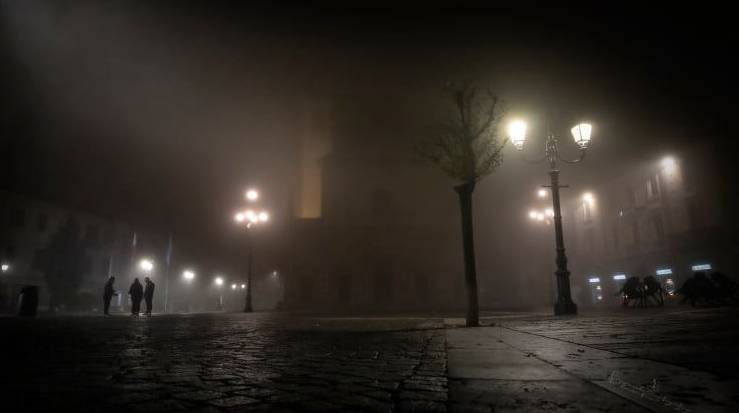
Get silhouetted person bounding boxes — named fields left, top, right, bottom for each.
left=129, top=278, right=144, bottom=316
left=18, top=286, right=39, bottom=316
left=103, top=276, right=117, bottom=315
left=144, top=277, right=155, bottom=316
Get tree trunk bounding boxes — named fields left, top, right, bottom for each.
left=455, top=181, right=479, bottom=327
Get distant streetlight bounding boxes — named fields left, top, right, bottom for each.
left=231, top=283, right=237, bottom=290
left=182, top=270, right=195, bottom=282
left=537, top=189, right=547, bottom=198
left=233, top=201, right=271, bottom=312
left=510, top=118, right=594, bottom=316
left=181, top=269, right=195, bottom=312
left=139, top=258, right=154, bottom=274
left=246, top=189, right=259, bottom=201
left=582, top=192, right=595, bottom=206
left=241, top=283, right=246, bottom=289
left=508, top=120, right=527, bottom=150
left=661, top=156, right=677, bottom=176
left=214, top=276, right=224, bottom=310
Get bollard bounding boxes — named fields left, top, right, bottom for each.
left=18, top=286, right=39, bottom=316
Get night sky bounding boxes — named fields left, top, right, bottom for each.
left=2, top=2, right=736, bottom=269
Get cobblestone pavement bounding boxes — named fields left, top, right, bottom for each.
left=2, top=307, right=738, bottom=412
left=1, top=313, right=447, bottom=412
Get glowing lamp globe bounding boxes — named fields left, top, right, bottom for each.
left=571, top=123, right=592, bottom=149
left=508, top=120, right=527, bottom=150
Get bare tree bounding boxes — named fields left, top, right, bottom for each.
left=418, top=83, right=507, bottom=327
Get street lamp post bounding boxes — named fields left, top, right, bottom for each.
left=182, top=269, right=195, bottom=312
left=509, top=119, right=593, bottom=315
left=214, top=276, right=224, bottom=310
left=234, top=189, right=270, bottom=313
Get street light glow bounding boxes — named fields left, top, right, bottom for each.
left=1, top=263, right=9, bottom=272
left=661, top=156, right=677, bottom=174
left=259, top=211, right=269, bottom=222
left=182, top=270, right=195, bottom=281
left=241, top=283, right=246, bottom=289
left=231, top=283, right=237, bottom=290
left=545, top=208, right=554, bottom=217
left=139, top=258, right=154, bottom=273
left=245, top=210, right=256, bottom=222
left=508, top=120, right=527, bottom=150
left=214, top=276, right=224, bottom=286
left=571, top=122, right=592, bottom=149
left=528, top=210, right=538, bottom=220
left=235, top=212, right=246, bottom=222
left=537, top=189, right=547, bottom=198
left=583, top=192, right=594, bottom=205
left=536, top=213, right=545, bottom=221
left=246, top=189, right=259, bottom=201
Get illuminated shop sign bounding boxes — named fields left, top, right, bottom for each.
left=613, top=274, right=627, bottom=281
left=691, top=264, right=712, bottom=271
left=588, top=277, right=601, bottom=283
left=656, top=268, right=673, bottom=276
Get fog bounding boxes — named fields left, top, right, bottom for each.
left=2, top=2, right=737, bottom=310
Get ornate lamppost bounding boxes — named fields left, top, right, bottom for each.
left=234, top=188, right=270, bottom=313
left=509, top=119, right=593, bottom=315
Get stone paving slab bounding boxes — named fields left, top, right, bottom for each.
left=446, top=326, right=649, bottom=412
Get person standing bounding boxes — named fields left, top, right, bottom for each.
left=129, top=278, right=144, bottom=316
left=144, top=277, right=155, bottom=316
left=103, top=276, right=117, bottom=316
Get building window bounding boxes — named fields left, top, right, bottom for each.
left=646, top=175, right=660, bottom=199
left=652, top=214, right=665, bottom=243
left=626, top=187, right=636, bottom=207
left=37, top=213, right=48, bottom=232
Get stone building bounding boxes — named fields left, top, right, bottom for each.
left=565, top=143, right=738, bottom=306
left=285, top=96, right=467, bottom=313
left=0, top=191, right=163, bottom=313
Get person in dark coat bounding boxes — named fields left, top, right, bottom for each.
left=103, top=276, right=117, bottom=316
left=129, top=278, right=144, bottom=316
left=144, top=277, right=155, bottom=316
